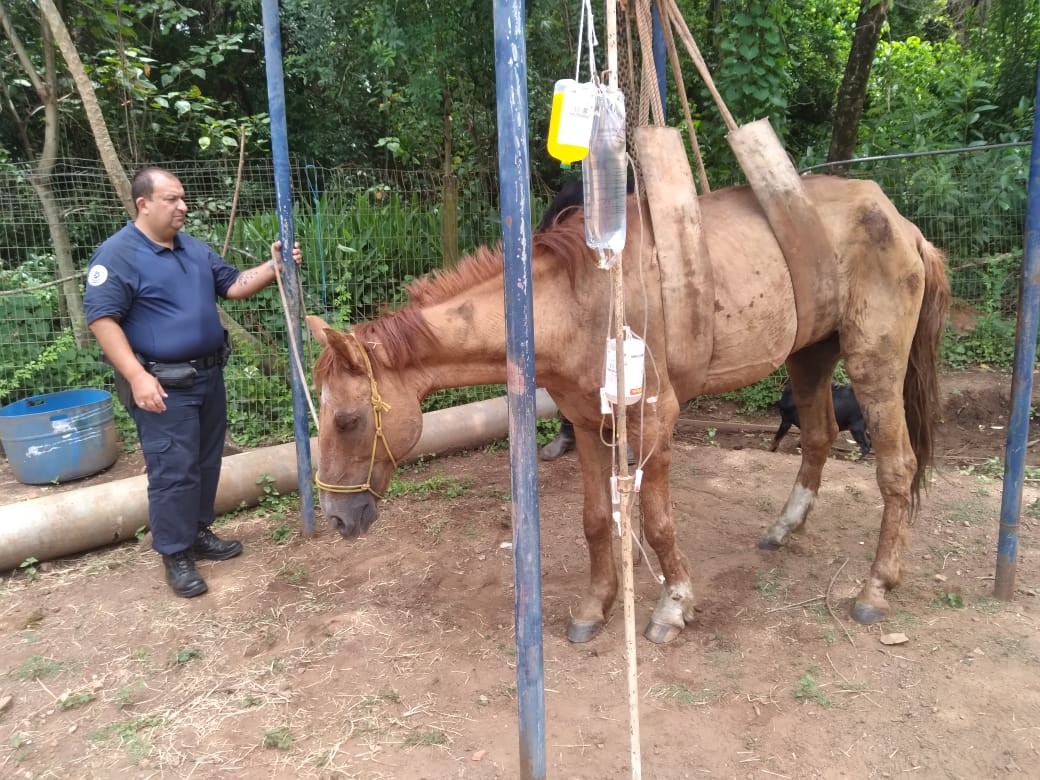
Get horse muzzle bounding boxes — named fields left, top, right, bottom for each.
left=320, top=492, right=380, bottom=539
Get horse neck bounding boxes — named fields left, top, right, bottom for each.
left=411, top=283, right=514, bottom=394
left=407, top=262, right=584, bottom=398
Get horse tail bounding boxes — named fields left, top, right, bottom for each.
left=905, top=234, right=951, bottom=506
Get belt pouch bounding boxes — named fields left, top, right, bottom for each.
left=149, top=362, right=197, bottom=389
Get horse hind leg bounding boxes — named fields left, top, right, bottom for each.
left=843, top=357, right=917, bottom=625
left=759, top=340, right=841, bottom=550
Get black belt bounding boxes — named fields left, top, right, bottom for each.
left=142, top=348, right=224, bottom=370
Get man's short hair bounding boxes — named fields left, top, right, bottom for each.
left=130, top=167, right=174, bottom=210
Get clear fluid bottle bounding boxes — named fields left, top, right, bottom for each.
left=546, top=79, right=597, bottom=168
left=582, top=85, right=627, bottom=258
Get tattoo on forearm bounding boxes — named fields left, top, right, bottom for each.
left=235, top=269, right=260, bottom=288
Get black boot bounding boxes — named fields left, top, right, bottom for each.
left=540, top=417, right=576, bottom=461
left=163, top=551, right=208, bottom=598
left=192, top=527, right=243, bottom=561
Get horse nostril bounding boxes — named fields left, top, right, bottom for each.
left=328, top=515, right=360, bottom=539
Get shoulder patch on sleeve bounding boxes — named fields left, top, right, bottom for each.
left=87, top=265, right=109, bottom=286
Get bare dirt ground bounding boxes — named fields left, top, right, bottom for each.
left=1, top=368, right=1039, bottom=779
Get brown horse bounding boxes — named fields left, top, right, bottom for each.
left=307, top=175, right=950, bottom=644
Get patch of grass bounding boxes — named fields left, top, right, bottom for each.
left=387, top=474, right=473, bottom=499
left=271, top=523, right=293, bottom=544
left=173, top=647, right=202, bottom=667
left=934, top=591, right=965, bottom=609
left=19, top=630, right=41, bottom=645
left=12, top=654, right=64, bottom=681
left=404, top=729, right=447, bottom=746
left=844, top=484, right=863, bottom=500
left=647, top=683, right=715, bottom=706
left=88, top=715, right=168, bottom=762
left=942, top=496, right=989, bottom=526
left=242, top=694, right=263, bottom=707
left=8, top=731, right=31, bottom=762
left=959, top=457, right=1004, bottom=479
left=263, top=726, right=293, bottom=750
left=422, top=516, right=449, bottom=539
left=278, top=563, right=307, bottom=583
left=1025, top=497, right=1040, bottom=518
left=56, top=691, right=95, bottom=711
left=753, top=496, right=774, bottom=514
left=753, top=567, right=783, bottom=599
left=129, top=649, right=151, bottom=664
left=10, top=732, right=30, bottom=748
left=112, top=681, right=146, bottom=709
left=887, top=609, right=922, bottom=629
left=793, top=670, right=831, bottom=706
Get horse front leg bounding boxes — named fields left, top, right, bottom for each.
left=566, top=426, right=617, bottom=643
left=637, top=441, right=696, bottom=643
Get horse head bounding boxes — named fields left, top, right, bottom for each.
left=307, top=315, right=423, bottom=539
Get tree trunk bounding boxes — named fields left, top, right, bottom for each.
left=37, top=0, right=134, bottom=217
left=826, top=0, right=889, bottom=173
left=0, top=2, right=88, bottom=346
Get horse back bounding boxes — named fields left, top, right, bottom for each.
left=687, top=176, right=930, bottom=397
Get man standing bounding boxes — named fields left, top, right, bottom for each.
left=84, top=167, right=302, bottom=598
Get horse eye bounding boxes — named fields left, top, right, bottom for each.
left=333, top=410, right=360, bottom=433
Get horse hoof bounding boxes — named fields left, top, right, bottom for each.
left=757, top=536, right=782, bottom=551
left=643, top=620, right=682, bottom=644
left=567, top=620, right=603, bottom=643
left=850, top=600, right=889, bottom=625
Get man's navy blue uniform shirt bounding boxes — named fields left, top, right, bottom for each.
left=84, top=222, right=241, bottom=362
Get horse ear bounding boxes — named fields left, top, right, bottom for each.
left=324, top=328, right=367, bottom=372
left=306, top=315, right=332, bottom=346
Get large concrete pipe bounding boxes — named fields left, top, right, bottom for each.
left=0, top=390, right=558, bottom=572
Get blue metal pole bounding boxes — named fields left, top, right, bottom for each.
left=260, top=0, right=316, bottom=536
left=994, top=59, right=1040, bottom=599
left=492, top=2, right=546, bottom=777
left=652, top=1, right=667, bottom=113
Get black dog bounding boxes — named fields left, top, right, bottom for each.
left=770, top=382, right=871, bottom=457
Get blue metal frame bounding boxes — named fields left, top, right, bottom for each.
left=995, top=60, right=1040, bottom=598
left=260, top=0, right=316, bottom=536
left=492, top=2, right=546, bottom=776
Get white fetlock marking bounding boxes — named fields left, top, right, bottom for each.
left=655, top=581, right=694, bottom=628
left=766, top=483, right=816, bottom=543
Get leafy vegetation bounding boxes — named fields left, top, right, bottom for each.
left=793, top=669, right=831, bottom=706
left=0, top=0, right=1034, bottom=448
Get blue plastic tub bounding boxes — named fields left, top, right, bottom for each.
left=0, top=389, right=120, bottom=484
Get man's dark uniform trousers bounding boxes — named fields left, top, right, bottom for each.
left=84, top=222, right=239, bottom=556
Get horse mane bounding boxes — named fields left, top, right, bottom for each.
left=315, top=214, right=590, bottom=379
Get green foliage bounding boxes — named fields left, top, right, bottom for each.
left=942, top=252, right=1023, bottom=370
left=18, top=557, right=40, bottom=580
left=721, top=372, right=787, bottom=414
left=56, top=691, right=95, bottom=711
left=404, top=729, right=447, bottom=746
left=387, top=475, right=473, bottom=499
left=173, top=647, right=202, bottom=667
left=88, top=715, right=168, bottom=762
left=12, top=655, right=64, bottom=681
left=716, top=1, right=792, bottom=129
left=262, top=726, right=293, bottom=750
left=935, top=591, right=965, bottom=609
left=793, top=669, right=831, bottom=706
left=0, top=256, right=111, bottom=405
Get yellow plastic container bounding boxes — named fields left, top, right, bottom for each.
left=547, top=79, right=596, bottom=167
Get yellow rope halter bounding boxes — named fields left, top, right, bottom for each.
left=314, top=333, right=398, bottom=499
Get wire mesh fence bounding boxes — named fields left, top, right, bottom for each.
left=0, top=142, right=1030, bottom=449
